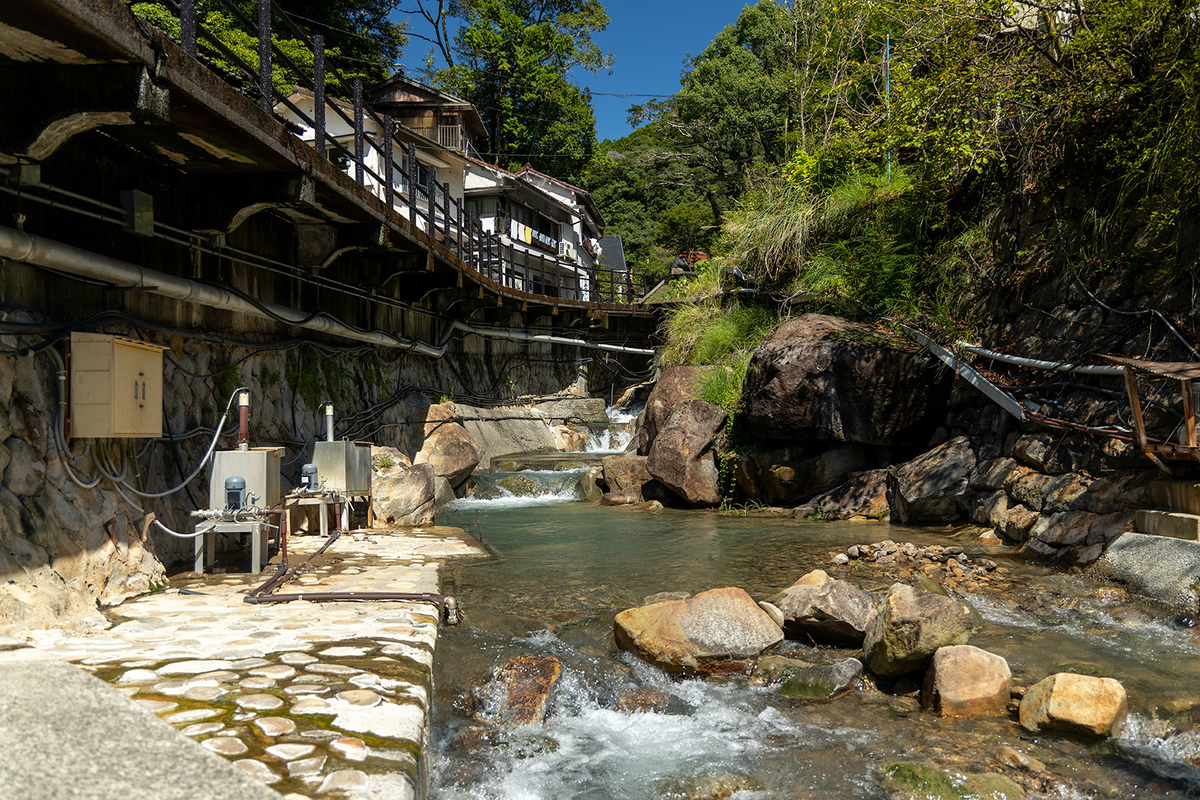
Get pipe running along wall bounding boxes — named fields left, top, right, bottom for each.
left=0, top=227, right=654, bottom=357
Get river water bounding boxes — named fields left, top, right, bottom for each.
left=429, top=489, right=1200, bottom=799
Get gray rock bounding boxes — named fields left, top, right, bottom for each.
left=768, top=580, right=878, bottom=646
left=888, top=436, right=978, bottom=523
left=862, top=584, right=975, bottom=678
left=614, top=587, right=783, bottom=674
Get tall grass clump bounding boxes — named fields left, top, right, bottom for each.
left=660, top=302, right=778, bottom=426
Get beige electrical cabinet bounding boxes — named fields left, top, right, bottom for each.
left=70, top=332, right=165, bottom=438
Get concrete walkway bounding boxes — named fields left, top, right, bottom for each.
left=11, top=526, right=484, bottom=800
left=0, top=645, right=281, bottom=800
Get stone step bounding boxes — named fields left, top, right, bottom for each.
left=1150, top=480, right=1200, bottom=515
left=1134, top=509, right=1200, bottom=540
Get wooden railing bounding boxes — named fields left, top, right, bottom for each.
left=160, top=0, right=652, bottom=305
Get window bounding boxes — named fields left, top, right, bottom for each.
left=465, top=196, right=497, bottom=220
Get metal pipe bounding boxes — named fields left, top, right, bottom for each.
left=451, top=321, right=655, bottom=356
left=0, top=226, right=448, bottom=357
left=955, top=341, right=1124, bottom=375
left=243, top=590, right=460, bottom=624
left=324, top=401, right=335, bottom=443
left=237, top=389, right=250, bottom=451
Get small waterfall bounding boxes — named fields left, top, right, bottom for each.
left=584, top=403, right=642, bottom=454
left=453, top=468, right=589, bottom=510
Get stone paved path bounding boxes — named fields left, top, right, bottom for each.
left=21, top=527, right=484, bottom=800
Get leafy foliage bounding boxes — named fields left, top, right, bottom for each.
left=430, top=0, right=612, bottom=176
left=126, top=0, right=408, bottom=96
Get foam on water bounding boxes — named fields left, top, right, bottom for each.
left=583, top=404, right=641, bottom=454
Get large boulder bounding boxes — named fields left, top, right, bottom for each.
left=372, top=463, right=436, bottom=527
left=862, top=584, right=976, bottom=678
left=602, top=454, right=651, bottom=491
left=413, top=404, right=483, bottom=488
left=767, top=579, right=878, bottom=646
left=922, top=645, right=1012, bottom=718
left=887, top=436, right=978, bottom=523
left=1019, top=673, right=1128, bottom=738
left=794, top=469, right=890, bottom=520
left=734, top=444, right=870, bottom=505
left=647, top=400, right=727, bottom=507
left=742, top=314, right=949, bottom=446
left=467, top=655, right=563, bottom=729
left=613, top=587, right=784, bottom=674
left=638, top=366, right=705, bottom=454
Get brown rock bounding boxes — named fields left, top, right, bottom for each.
left=1019, top=672, right=1127, bottom=738
left=413, top=404, right=483, bottom=488
left=742, top=314, right=951, bottom=446
left=793, top=468, right=890, bottom=521
left=602, top=454, right=651, bottom=491
left=371, top=463, right=436, bottom=526
left=469, top=655, right=563, bottom=728
left=615, top=689, right=672, bottom=713
left=600, top=486, right=645, bottom=506
left=638, top=365, right=705, bottom=454
left=646, top=400, right=727, bottom=507
left=613, top=587, right=784, bottom=674
left=922, top=645, right=1012, bottom=718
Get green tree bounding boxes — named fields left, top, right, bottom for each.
left=434, top=0, right=612, bottom=176
left=126, top=0, right=408, bottom=96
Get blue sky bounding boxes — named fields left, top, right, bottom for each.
left=395, top=1, right=744, bottom=144
left=581, top=1, right=744, bottom=142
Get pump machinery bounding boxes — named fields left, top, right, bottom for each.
left=190, top=394, right=372, bottom=574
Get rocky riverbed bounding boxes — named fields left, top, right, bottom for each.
left=430, top=499, right=1200, bottom=799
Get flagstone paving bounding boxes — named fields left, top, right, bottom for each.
left=19, top=527, right=484, bottom=800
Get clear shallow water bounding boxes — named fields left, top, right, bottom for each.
left=430, top=501, right=1200, bottom=799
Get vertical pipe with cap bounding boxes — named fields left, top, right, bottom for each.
left=323, top=401, right=335, bottom=443
left=238, top=390, right=250, bottom=451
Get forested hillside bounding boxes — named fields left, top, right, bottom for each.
left=586, top=0, right=1200, bottom=428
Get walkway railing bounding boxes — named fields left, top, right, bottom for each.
left=158, top=0, right=651, bottom=305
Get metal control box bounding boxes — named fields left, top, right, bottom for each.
left=208, top=448, right=282, bottom=510
left=312, top=440, right=372, bottom=495
left=70, top=332, right=165, bottom=438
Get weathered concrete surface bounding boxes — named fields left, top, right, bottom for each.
left=18, top=527, right=484, bottom=800
left=0, top=645, right=281, bottom=800
left=1091, top=532, right=1200, bottom=612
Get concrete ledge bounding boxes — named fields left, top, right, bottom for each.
left=0, top=647, right=280, bottom=800
left=1150, top=480, right=1200, bottom=515
left=1092, top=532, right=1200, bottom=612
left=1134, top=509, right=1200, bottom=540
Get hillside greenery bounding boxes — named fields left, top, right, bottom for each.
left=607, top=0, right=1200, bottom=421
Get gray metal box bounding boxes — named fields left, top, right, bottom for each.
left=312, top=440, right=373, bottom=495
left=208, top=448, right=283, bottom=510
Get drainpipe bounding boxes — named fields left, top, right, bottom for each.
left=954, top=342, right=1124, bottom=376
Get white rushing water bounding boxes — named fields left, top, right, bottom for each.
left=584, top=404, right=641, bottom=454
left=433, top=632, right=878, bottom=800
